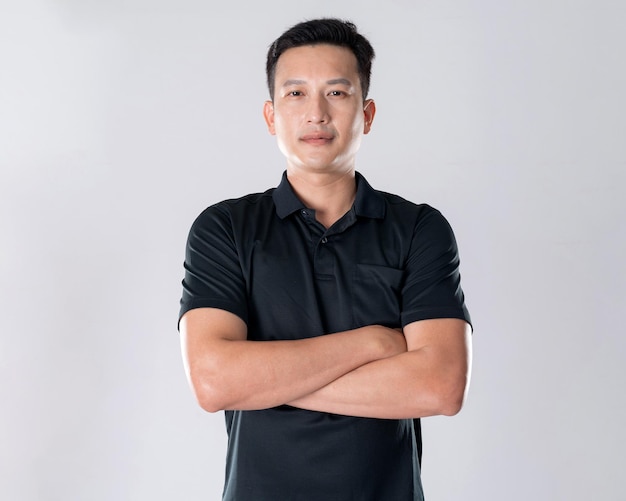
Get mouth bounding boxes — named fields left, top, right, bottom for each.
left=300, top=131, right=334, bottom=145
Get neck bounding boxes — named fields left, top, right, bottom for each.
left=286, top=169, right=357, bottom=228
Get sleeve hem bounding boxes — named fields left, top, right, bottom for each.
left=178, top=298, right=248, bottom=331
left=401, top=307, right=473, bottom=332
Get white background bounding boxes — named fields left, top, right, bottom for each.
left=1, top=1, right=624, bottom=499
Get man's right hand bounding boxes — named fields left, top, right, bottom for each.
left=361, top=325, right=407, bottom=359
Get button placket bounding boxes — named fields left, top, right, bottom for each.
left=313, top=231, right=334, bottom=276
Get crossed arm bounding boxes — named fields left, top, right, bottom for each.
left=180, top=307, right=471, bottom=419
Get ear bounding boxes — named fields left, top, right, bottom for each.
left=263, top=100, right=276, bottom=135
left=363, top=99, right=376, bottom=134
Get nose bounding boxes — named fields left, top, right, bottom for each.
left=306, top=94, right=329, bottom=124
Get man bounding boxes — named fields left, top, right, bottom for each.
left=179, top=18, right=472, bottom=501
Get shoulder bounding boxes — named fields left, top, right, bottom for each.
left=204, top=188, right=276, bottom=217
left=191, top=188, right=276, bottom=231
left=377, top=190, right=450, bottom=230
left=370, top=189, right=460, bottom=256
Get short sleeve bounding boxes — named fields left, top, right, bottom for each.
left=400, top=207, right=471, bottom=329
left=178, top=204, right=248, bottom=327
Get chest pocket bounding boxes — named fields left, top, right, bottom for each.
left=352, top=264, right=404, bottom=328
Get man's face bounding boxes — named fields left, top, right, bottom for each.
left=263, top=44, right=375, bottom=177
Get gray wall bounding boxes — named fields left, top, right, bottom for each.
left=1, top=1, right=624, bottom=499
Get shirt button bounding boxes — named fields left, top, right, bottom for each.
left=321, top=237, right=328, bottom=244
left=301, top=210, right=308, bottom=217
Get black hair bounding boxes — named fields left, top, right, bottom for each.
left=266, top=18, right=375, bottom=101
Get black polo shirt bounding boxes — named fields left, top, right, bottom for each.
left=180, top=171, right=471, bottom=501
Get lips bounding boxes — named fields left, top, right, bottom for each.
left=300, top=131, right=334, bottom=144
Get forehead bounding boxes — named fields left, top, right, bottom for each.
left=275, top=44, right=359, bottom=80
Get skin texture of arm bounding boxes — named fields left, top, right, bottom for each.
left=287, top=318, right=472, bottom=419
left=179, top=307, right=407, bottom=413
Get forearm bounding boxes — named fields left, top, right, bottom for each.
left=183, top=321, right=405, bottom=413
left=199, top=333, right=375, bottom=411
left=288, top=348, right=470, bottom=419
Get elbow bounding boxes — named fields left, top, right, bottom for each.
left=438, top=391, right=466, bottom=416
left=194, top=387, right=226, bottom=414
left=432, top=375, right=470, bottom=417
left=188, top=367, right=230, bottom=414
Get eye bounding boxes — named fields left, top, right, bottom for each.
left=288, top=90, right=303, bottom=97
left=328, top=90, right=344, bottom=97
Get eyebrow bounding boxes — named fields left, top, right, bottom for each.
left=281, top=78, right=354, bottom=87
left=327, top=78, right=353, bottom=86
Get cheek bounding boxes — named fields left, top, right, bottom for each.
left=349, top=115, right=365, bottom=137
left=273, top=112, right=297, bottom=135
